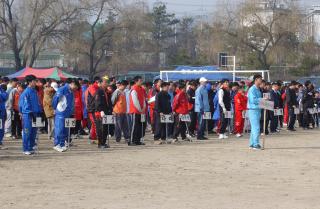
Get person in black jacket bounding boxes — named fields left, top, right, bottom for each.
left=187, top=81, right=197, bottom=137
left=154, top=82, right=172, bottom=144
left=286, top=81, right=298, bottom=131
left=94, top=79, right=112, bottom=149
left=270, top=82, right=280, bottom=133
left=302, top=80, right=315, bottom=129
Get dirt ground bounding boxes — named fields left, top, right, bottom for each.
left=0, top=129, right=320, bottom=209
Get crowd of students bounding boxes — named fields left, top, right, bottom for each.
left=0, top=73, right=319, bottom=155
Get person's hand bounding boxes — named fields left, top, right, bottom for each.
left=292, top=105, right=296, bottom=109
left=160, top=112, right=164, bottom=116
left=100, top=111, right=105, bottom=117
left=223, top=108, right=227, bottom=114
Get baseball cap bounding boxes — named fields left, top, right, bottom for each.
left=51, top=82, right=58, bottom=91
left=199, top=77, right=208, bottom=83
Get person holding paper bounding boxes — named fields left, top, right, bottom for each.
left=270, top=82, right=281, bottom=133
left=18, top=75, right=41, bottom=155
left=286, top=81, right=298, bottom=131
left=301, top=80, right=315, bottom=130
left=52, top=78, right=78, bottom=152
left=218, top=79, right=231, bottom=139
left=154, top=82, right=172, bottom=144
left=94, top=78, right=112, bottom=149
left=247, top=74, right=263, bottom=150
left=195, top=77, right=210, bottom=140
left=148, top=79, right=161, bottom=133
left=129, top=76, right=147, bottom=146
left=112, top=80, right=129, bottom=143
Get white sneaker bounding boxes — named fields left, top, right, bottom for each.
left=61, top=146, right=67, bottom=152
left=223, top=134, right=229, bottom=139
left=219, top=134, right=224, bottom=139
left=23, top=151, right=32, bottom=155
left=53, top=145, right=63, bottom=152
left=236, top=133, right=242, bottom=138
left=5, top=133, right=11, bottom=138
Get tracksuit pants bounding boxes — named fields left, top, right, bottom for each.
left=220, top=111, right=229, bottom=134
left=88, top=113, right=97, bottom=140
left=22, top=114, right=37, bottom=152
left=234, top=110, right=244, bottom=134
left=130, top=114, right=143, bottom=144
left=248, top=109, right=261, bottom=147
left=54, top=114, right=68, bottom=147
left=188, top=111, right=197, bottom=134
left=94, top=116, right=108, bottom=146
left=288, top=107, right=296, bottom=130
left=173, top=114, right=186, bottom=139
left=12, top=110, right=22, bottom=138
left=115, top=114, right=129, bottom=142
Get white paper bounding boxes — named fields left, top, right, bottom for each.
left=160, top=114, right=174, bottom=123
left=65, top=118, right=76, bottom=128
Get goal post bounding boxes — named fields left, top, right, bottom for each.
left=159, top=70, right=270, bottom=82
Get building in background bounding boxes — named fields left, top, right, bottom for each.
left=306, top=6, right=320, bottom=44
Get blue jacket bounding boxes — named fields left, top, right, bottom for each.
left=195, top=85, right=210, bottom=113
left=247, top=85, right=262, bottom=110
left=213, top=88, right=220, bottom=120
left=19, top=87, right=41, bottom=115
left=0, top=87, right=8, bottom=116
left=52, top=84, right=74, bottom=117
left=81, top=85, right=88, bottom=118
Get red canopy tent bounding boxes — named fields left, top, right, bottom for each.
left=7, top=67, right=77, bottom=81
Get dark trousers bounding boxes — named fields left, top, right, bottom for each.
left=288, top=108, right=296, bottom=130
left=173, top=114, right=186, bottom=139
left=94, top=117, right=108, bottom=146
left=130, top=114, right=143, bottom=144
left=188, top=111, right=197, bottom=134
left=219, top=110, right=229, bottom=134
left=11, top=110, right=22, bottom=137
left=154, top=113, right=168, bottom=140
left=115, top=114, right=129, bottom=142
left=270, top=112, right=278, bottom=132
left=197, top=112, right=206, bottom=138
left=71, top=120, right=82, bottom=135
left=302, top=110, right=311, bottom=128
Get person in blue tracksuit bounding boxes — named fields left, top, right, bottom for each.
left=18, top=75, right=42, bottom=155
left=52, top=79, right=78, bottom=152
left=247, top=74, right=263, bottom=150
left=0, top=83, right=8, bottom=149
left=195, top=77, right=210, bottom=140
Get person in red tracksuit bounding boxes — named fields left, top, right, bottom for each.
left=72, top=83, right=83, bottom=137
left=148, top=79, right=161, bottom=133
left=234, top=86, right=247, bottom=137
left=86, top=77, right=100, bottom=143
left=172, top=83, right=189, bottom=142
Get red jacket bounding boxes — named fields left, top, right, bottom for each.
left=129, top=84, right=146, bottom=114
left=74, top=89, right=83, bottom=120
left=234, top=92, right=247, bottom=112
left=173, top=89, right=189, bottom=114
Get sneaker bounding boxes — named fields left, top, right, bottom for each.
left=236, top=133, right=242, bottom=138
left=61, top=146, right=67, bottom=151
left=252, top=145, right=262, bottom=150
left=53, top=145, right=64, bottom=152
left=154, top=140, right=163, bottom=145
left=223, top=134, right=229, bottom=139
left=23, top=151, right=32, bottom=155
left=5, top=133, right=11, bottom=138
left=171, top=138, right=178, bottom=144
left=219, top=134, right=224, bottom=139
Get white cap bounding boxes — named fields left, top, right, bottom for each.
left=199, top=77, right=208, bottom=83
left=51, top=82, right=58, bottom=91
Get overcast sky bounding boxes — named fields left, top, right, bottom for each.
left=140, top=0, right=320, bottom=17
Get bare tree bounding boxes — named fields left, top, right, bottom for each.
left=0, top=0, right=79, bottom=70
